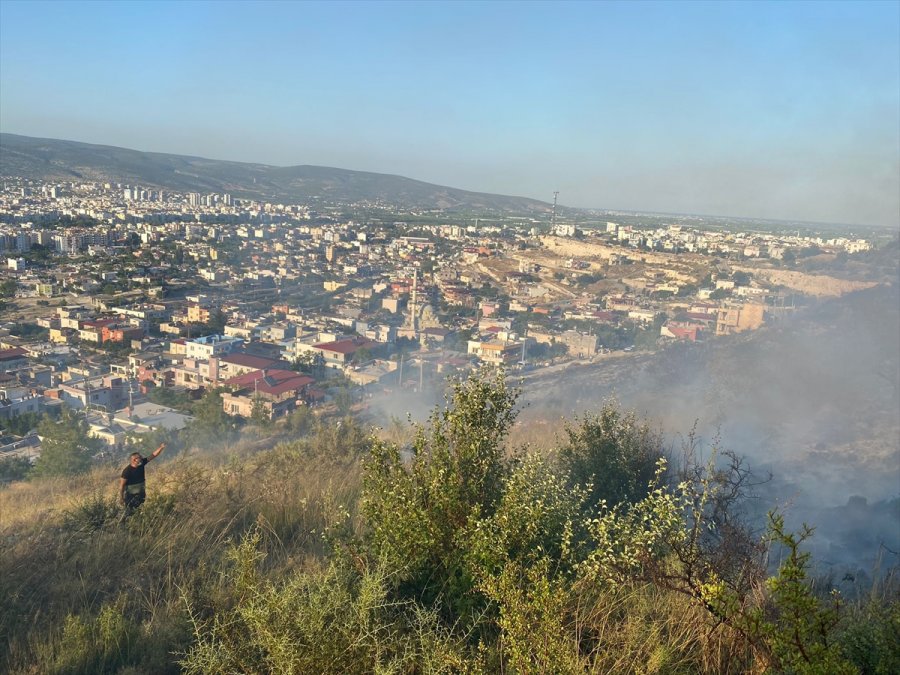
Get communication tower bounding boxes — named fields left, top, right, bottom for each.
left=551, top=191, right=559, bottom=231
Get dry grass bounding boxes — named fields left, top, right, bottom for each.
left=0, top=468, right=115, bottom=529
left=0, top=428, right=365, bottom=674
left=572, top=580, right=757, bottom=674
left=2, top=401, right=894, bottom=674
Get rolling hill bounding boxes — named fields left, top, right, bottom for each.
left=0, top=133, right=554, bottom=214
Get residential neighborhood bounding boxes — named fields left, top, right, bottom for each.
left=0, top=177, right=885, bottom=470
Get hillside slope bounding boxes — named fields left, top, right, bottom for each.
left=0, top=133, right=553, bottom=213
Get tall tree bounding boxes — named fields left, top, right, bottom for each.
left=186, top=389, right=237, bottom=448
left=31, top=410, right=102, bottom=477
left=250, top=395, right=271, bottom=427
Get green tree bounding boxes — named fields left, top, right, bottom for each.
left=250, top=395, right=271, bottom=427
left=0, top=279, right=17, bottom=298
left=352, top=346, right=372, bottom=364
left=291, top=352, right=314, bottom=373
left=1, top=411, right=44, bottom=435
left=633, top=318, right=665, bottom=351
left=126, top=426, right=183, bottom=458
left=186, top=390, right=236, bottom=448
left=731, top=270, right=752, bottom=286
left=333, top=387, right=354, bottom=416
left=558, top=403, right=664, bottom=511
left=286, top=405, right=314, bottom=435
left=363, top=369, right=518, bottom=618
left=700, top=514, right=856, bottom=673
left=31, top=410, right=102, bottom=477
left=0, top=455, right=32, bottom=483
left=146, top=385, right=192, bottom=411
left=548, top=341, right=569, bottom=358
left=207, top=308, right=227, bottom=334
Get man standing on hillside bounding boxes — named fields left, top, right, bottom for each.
left=119, top=443, right=165, bottom=516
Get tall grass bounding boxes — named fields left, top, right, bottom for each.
left=0, top=422, right=365, bottom=674
left=2, top=397, right=897, bottom=674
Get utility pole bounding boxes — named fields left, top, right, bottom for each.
left=410, top=268, right=418, bottom=335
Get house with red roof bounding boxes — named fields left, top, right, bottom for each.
left=311, top=337, right=376, bottom=369
left=684, top=312, right=717, bottom=328
left=660, top=322, right=703, bottom=342
left=221, top=368, right=315, bottom=419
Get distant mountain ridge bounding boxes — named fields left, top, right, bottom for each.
left=0, top=133, right=553, bottom=214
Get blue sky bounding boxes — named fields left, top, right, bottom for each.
left=1, top=0, right=898, bottom=226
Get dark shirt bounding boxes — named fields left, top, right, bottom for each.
left=121, top=458, right=149, bottom=486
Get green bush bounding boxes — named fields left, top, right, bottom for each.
left=63, top=492, right=120, bottom=533
left=838, top=600, right=900, bottom=674
left=31, top=599, right=139, bottom=675
left=0, top=455, right=32, bottom=483
left=181, top=530, right=473, bottom=674
left=3, top=370, right=896, bottom=674
left=558, top=403, right=664, bottom=511
left=363, top=368, right=517, bottom=620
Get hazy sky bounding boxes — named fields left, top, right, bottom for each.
left=1, top=0, right=898, bottom=226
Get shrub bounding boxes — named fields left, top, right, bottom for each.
left=363, top=368, right=518, bottom=617
left=558, top=403, right=664, bottom=511
left=63, top=492, right=120, bottom=533
left=0, top=455, right=32, bottom=483
left=31, top=599, right=139, bottom=675
left=181, top=530, right=473, bottom=674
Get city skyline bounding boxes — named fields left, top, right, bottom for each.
left=1, top=0, right=898, bottom=227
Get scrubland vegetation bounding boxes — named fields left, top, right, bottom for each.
left=1, top=371, right=897, bottom=674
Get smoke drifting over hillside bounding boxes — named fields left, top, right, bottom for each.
left=364, top=280, right=899, bottom=574
left=517, top=282, right=900, bottom=573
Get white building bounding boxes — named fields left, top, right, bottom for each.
left=184, top=334, right=243, bottom=360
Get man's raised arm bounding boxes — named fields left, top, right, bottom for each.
left=148, top=443, right=166, bottom=462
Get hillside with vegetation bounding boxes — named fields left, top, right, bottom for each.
left=0, top=133, right=555, bottom=214
left=1, top=371, right=897, bottom=674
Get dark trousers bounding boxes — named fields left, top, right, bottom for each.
left=124, top=491, right=146, bottom=516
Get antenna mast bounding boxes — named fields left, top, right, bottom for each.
left=551, top=191, right=559, bottom=231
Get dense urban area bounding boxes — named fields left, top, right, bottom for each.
left=0, top=177, right=889, bottom=468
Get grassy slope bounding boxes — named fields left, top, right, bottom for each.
left=0, top=426, right=364, bottom=674
left=1, top=396, right=897, bottom=674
